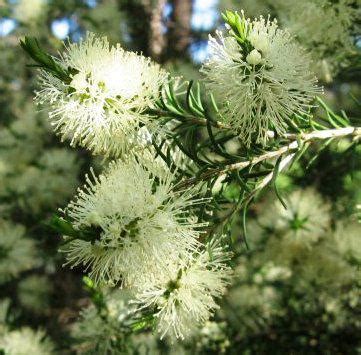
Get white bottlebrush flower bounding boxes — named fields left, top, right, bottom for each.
left=35, top=33, right=168, bottom=156
left=0, top=220, right=40, bottom=283
left=17, top=275, right=52, bottom=314
left=62, top=157, right=205, bottom=285
left=227, top=284, right=281, bottom=328
left=0, top=327, right=54, bottom=355
left=0, top=108, right=79, bottom=213
left=222, top=1, right=357, bottom=82
left=333, top=221, right=361, bottom=262
left=134, top=239, right=232, bottom=340
left=130, top=332, right=160, bottom=355
left=201, top=11, right=321, bottom=146
left=13, top=0, right=47, bottom=24
left=276, top=0, right=358, bottom=82
left=297, top=246, right=355, bottom=290
left=258, top=188, right=331, bottom=242
left=72, top=289, right=137, bottom=354
left=245, top=49, right=262, bottom=65
left=255, top=262, right=292, bottom=283
left=6, top=148, right=80, bottom=214
left=196, top=321, right=230, bottom=353
left=0, top=109, right=46, bottom=167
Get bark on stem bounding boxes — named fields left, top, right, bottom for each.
left=224, top=126, right=361, bottom=172
left=149, top=0, right=167, bottom=61
left=175, top=126, right=361, bottom=190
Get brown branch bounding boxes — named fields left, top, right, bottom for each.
left=174, top=126, right=361, bottom=191
left=149, top=0, right=167, bottom=61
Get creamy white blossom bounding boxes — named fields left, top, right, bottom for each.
left=224, top=1, right=358, bottom=82
left=2, top=148, right=80, bottom=214
left=255, top=262, right=292, bottom=283
left=13, top=0, right=47, bottom=24
left=71, top=289, right=138, bottom=354
left=134, top=239, right=232, bottom=340
left=226, top=216, right=359, bottom=340
left=0, top=107, right=46, bottom=167
left=0, top=220, right=40, bottom=283
left=258, top=188, right=331, bottom=242
left=18, top=275, right=52, bottom=313
left=277, top=0, right=358, bottom=82
left=196, top=321, right=230, bottom=353
left=333, top=221, right=361, bottom=262
left=0, top=104, right=80, bottom=213
left=227, top=284, right=281, bottom=326
left=35, top=33, right=168, bottom=156
left=201, top=11, right=321, bottom=146
left=0, top=327, right=54, bottom=355
left=62, top=158, right=205, bottom=285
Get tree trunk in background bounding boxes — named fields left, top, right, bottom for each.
left=167, top=0, right=192, bottom=60
left=118, top=0, right=167, bottom=62
left=118, top=0, right=192, bottom=62
left=149, top=0, right=167, bottom=62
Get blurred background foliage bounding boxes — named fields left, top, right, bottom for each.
left=0, top=0, right=360, bottom=353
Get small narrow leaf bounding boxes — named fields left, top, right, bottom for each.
left=272, top=156, right=288, bottom=210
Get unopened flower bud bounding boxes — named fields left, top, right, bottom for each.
left=249, top=32, right=269, bottom=53
left=70, top=72, right=88, bottom=92
left=87, top=211, right=102, bottom=226
left=246, top=49, right=262, bottom=65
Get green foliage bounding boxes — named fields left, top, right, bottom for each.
left=0, top=1, right=360, bottom=353
left=221, top=10, right=253, bottom=51
left=47, top=215, right=101, bottom=245
left=20, top=37, right=75, bottom=83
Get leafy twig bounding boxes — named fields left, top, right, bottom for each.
left=174, top=126, right=361, bottom=190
